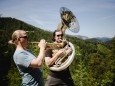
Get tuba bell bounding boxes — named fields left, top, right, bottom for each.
left=47, top=7, right=80, bottom=71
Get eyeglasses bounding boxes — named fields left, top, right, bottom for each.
left=19, top=36, right=28, bottom=39
left=56, top=34, right=63, bottom=37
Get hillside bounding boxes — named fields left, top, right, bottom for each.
left=0, top=17, right=115, bottom=86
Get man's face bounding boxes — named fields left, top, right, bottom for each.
left=54, top=31, right=63, bottom=43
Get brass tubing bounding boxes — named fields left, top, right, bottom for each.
left=8, top=40, right=66, bottom=49
left=30, top=42, right=65, bottom=49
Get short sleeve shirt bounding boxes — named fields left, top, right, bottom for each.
left=13, top=50, right=43, bottom=86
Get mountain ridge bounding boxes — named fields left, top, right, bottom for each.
left=75, top=35, right=112, bottom=42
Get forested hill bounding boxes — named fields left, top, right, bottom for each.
left=0, top=17, right=115, bottom=86
left=0, top=17, right=54, bottom=42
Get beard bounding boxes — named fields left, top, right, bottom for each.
left=57, top=39, right=63, bottom=43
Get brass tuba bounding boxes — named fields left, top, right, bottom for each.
left=47, top=7, right=80, bottom=71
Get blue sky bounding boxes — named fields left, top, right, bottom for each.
left=0, top=0, right=115, bottom=38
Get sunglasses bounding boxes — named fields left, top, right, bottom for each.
left=19, top=36, right=28, bottom=39
left=56, top=34, right=63, bottom=37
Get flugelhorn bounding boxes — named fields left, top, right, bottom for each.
left=29, top=41, right=67, bottom=49
left=8, top=40, right=67, bottom=50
